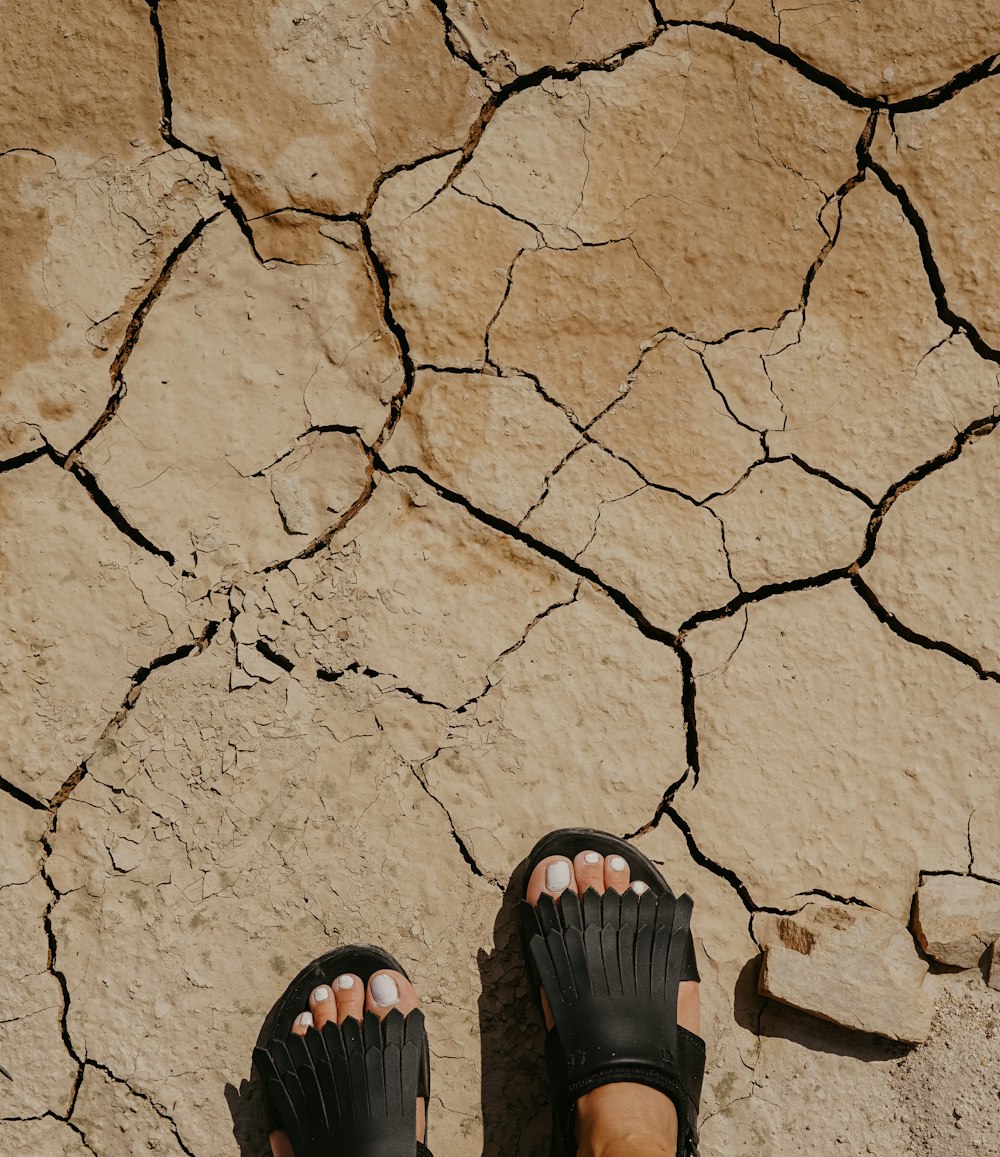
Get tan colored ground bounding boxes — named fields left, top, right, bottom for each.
left=3, top=2, right=1000, bottom=1154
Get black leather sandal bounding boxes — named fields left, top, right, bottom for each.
left=520, top=828, right=705, bottom=1157
left=252, top=945, right=432, bottom=1157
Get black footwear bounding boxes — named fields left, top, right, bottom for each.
left=252, top=945, right=432, bottom=1157
left=520, top=828, right=705, bottom=1157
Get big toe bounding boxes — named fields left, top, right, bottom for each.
left=365, top=969, right=420, bottom=1019
left=525, top=855, right=578, bottom=905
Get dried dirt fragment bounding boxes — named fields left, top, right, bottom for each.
left=863, top=425, right=1000, bottom=673
left=588, top=337, right=762, bottom=501
left=875, top=84, right=1000, bottom=352
left=0, top=0, right=227, bottom=456
left=521, top=442, right=645, bottom=553
left=462, top=27, right=867, bottom=339
left=723, top=0, right=1000, bottom=102
left=913, top=875, right=1000, bottom=968
left=330, top=474, right=575, bottom=706
left=0, top=794, right=48, bottom=887
left=766, top=177, right=1000, bottom=500
left=576, top=487, right=737, bottom=630
left=161, top=0, right=489, bottom=217
left=369, top=171, right=539, bottom=368
left=0, top=1118, right=91, bottom=1156
left=488, top=242, right=673, bottom=424
left=709, top=459, right=871, bottom=590
left=421, top=582, right=687, bottom=880
left=381, top=369, right=579, bottom=522
left=80, top=214, right=396, bottom=577
left=678, top=581, right=1000, bottom=917
left=446, top=0, right=655, bottom=79
left=755, top=903, right=934, bottom=1043
left=267, top=431, right=371, bottom=540
left=72, top=1065, right=190, bottom=1156
left=0, top=458, right=179, bottom=802
left=0, top=877, right=79, bottom=1118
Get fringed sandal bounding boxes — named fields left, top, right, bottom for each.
left=253, top=945, right=432, bottom=1157
left=520, top=829, right=705, bottom=1157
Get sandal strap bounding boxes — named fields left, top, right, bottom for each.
left=521, top=888, right=705, bottom=1156
left=253, top=1008, right=430, bottom=1157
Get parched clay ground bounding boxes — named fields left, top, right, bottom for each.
left=3, top=2, right=1000, bottom=1154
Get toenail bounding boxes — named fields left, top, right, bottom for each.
left=584, top=851, right=600, bottom=864
left=335, top=975, right=355, bottom=990
left=312, top=986, right=330, bottom=1003
left=609, top=856, right=627, bottom=872
left=296, top=1011, right=313, bottom=1027
left=546, top=860, right=572, bottom=892
left=371, top=974, right=399, bottom=1007
left=631, top=880, right=649, bottom=894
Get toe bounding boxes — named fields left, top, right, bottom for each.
left=574, top=850, right=605, bottom=894
left=365, top=969, right=420, bottom=1019
left=308, top=983, right=338, bottom=1030
left=525, top=855, right=577, bottom=905
left=604, top=852, right=631, bottom=892
left=290, top=1010, right=313, bottom=1037
left=332, top=973, right=365, bottom=1024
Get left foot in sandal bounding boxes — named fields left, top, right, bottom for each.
left=525, top=845, right=702, bottom=1157
left=267, top=967, right=427, bottom=1157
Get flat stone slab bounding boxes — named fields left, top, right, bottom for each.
left=755, top=902, right=934, bottom=1044
left=913, top=875, right=1000, bottom=968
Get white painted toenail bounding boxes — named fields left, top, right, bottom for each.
left=296, top=1011, right=313, bottom=1027
left=546, top=860, right=572, bottom=892
left=631, top=880, right=650, bottom=894
left=312, top=986, right=330, bottom=1003
left=584, top=851, right=600, bottom=864
left=335, top=975, right=355, bottom=990
left=371, top=974, right=399, bottom=1007
left=609, top=856, right=627, bottom=872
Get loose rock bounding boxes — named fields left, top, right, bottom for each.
left=913, top=875, right=1000, bottom=969
left=755, top=902, right=934, bottom=1043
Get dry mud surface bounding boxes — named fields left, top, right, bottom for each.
left=3, top=2, right=1000, bottom=1154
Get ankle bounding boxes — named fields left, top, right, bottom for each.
left=575, top=1082, right=678, bottom=1157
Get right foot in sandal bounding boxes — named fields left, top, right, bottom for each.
left=523, top=834, right=704, bottom=1157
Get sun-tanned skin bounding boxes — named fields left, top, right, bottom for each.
left=270, top=847, right=700, bottom=1157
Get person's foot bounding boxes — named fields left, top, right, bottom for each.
left=525, top=848, right=701, bottom=1157
left=268, top=968, right=426, bottom=1157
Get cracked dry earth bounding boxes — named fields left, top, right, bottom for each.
left=4, top=1, right=1000, bottom=1154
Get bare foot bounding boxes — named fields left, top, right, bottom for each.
left=269, top=969, right=426, bottom=1156
left=526, top=848, right=701, bottom=1157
